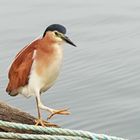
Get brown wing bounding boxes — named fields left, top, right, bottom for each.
left=6, top=39, right=40, bottom=95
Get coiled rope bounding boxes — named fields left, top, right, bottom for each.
left=0, top=120, right=128, bottom=140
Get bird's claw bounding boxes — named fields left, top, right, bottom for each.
left=35, top=118, right=58, bottom=127
left=47, top=108, right=70, bottom=120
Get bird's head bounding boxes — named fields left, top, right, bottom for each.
left=43, top=24, right=76, bottom=47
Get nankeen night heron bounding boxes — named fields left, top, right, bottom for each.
left=6, top=24, right=76, bottom=126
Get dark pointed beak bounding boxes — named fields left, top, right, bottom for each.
left=61, top=35, right=77, bottom=47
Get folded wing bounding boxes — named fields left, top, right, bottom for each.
left=6, top=39, right=40, bottom=95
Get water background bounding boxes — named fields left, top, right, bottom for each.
left=1, top=0, right=140, bottom=139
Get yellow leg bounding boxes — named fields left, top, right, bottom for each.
left=35, top=91, right=70, bottom=122
left=35, top=97, right=58, bottom=127
left=36, top=97, right=41, bottom=119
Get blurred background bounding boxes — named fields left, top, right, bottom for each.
left=1, top=0, right=140, bottom=139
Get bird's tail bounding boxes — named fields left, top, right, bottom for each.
left=6, top=83, right=18, bottom=96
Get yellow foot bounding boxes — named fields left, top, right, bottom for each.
left=35, top=119, right=58, bottom=127
left=47, top=108, right=70, bottom=120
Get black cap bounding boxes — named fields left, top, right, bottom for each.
left=43, top=24, right=66, bottom=37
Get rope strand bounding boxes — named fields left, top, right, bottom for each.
left=0, top=120, right=128, bottom=140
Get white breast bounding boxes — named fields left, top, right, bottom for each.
left=40, top=47, right=63, bottom=91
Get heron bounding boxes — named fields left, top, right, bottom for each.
left=6, top=24, right=76, bottom=126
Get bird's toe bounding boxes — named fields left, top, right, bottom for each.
left=35, top=118, right=58, bottom=127
left=47, top=108, right=70, bottom=120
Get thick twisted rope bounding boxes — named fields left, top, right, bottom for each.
left=0, top=120, right=128, bottom=140
left=0, top=132, right=89, bottom=140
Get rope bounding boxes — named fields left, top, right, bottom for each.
left=0, top=132, right=88, bottom=140
left=0, top=120, right=128, bottom=140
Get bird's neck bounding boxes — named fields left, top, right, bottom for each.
left=38, top=37, right=63, bottom=56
